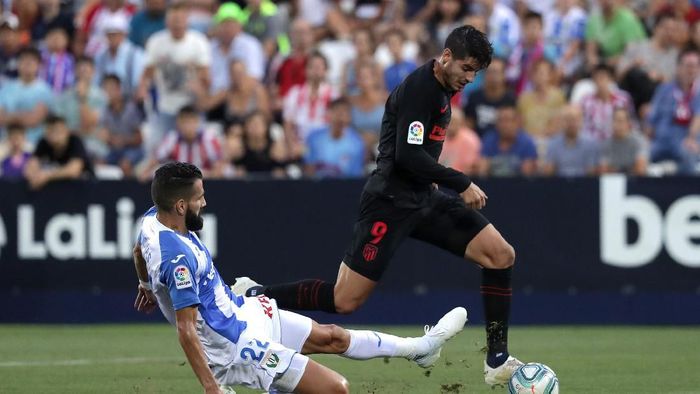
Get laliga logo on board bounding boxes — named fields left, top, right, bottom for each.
left=12, top=198, right=218, bottom=260
left=600, top=175, right=700, bottom=268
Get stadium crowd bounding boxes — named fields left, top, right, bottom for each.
left=1, top=0, right=700, bottom=188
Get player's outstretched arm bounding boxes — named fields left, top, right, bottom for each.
left=175, top=307, right=224, bottom=394
left=132, top=242, right=157, bottom=313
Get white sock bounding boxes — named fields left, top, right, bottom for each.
left=341, top=330, right=422, bottom=360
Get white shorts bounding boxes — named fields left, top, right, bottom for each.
left=213, top=309, right=313, bottom=392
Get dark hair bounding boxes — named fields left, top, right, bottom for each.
left=177, top=105, right=199, bottom=118
left=7, top=122, right=25, bottom=134
left=17, top=47, right=41, bottom=62
left=151, top=162, right=203, bottom=212
left=678, top=47, right=700, bottom=64
left=308, top=50, right=329, bottom=70
left=524, top=10, right=543, bottom=24
left=75, top=55, right=94, bottom=66
left=101, top=73, right=122, bottom=85
left=329, top=97, right=351, bottom=109
left=385, top=27, right=406, bottom=42
left=592, top=63, right=615, bottom=77
left=168, top=0, right=188, bottom=11
left=444, top=25, right=493, bottom=69
left=654, top=11, right=675, bottom=31
left=45, top=113, right=67, bottom=126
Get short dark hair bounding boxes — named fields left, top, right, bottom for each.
left=101, top=73, right=121, bottom=85
left=76, top=55, right=94, bottom=66
left=177, top=105, right=199, bottom=118
left=7, top=122, right=25, bottom=134
left=17, top=47, right=41, bottom=62
left=592, top=63, right=615, bottom=77
left=678, top=47, right=700, bottom=64
left=151, top=162, right=203, bottom=212
left=45, top=113, right=67, bottom=126
left=308, top=50, right=329, bottom=70
left=654, top=11, right=675, bottom=31
left=444, top=25, right=493, bottom=69
left=524, top=11, right=543, bottom=25
left=329, top=97, right=350, bottom=109
left=168, top=0, right=188, bottom=12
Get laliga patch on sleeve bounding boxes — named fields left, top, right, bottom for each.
left=407, top=121, right=424, bottom=145
left=174, top=265, right=193, bottom=289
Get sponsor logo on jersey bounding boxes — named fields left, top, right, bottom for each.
left=174, top=265, right=193, bottom=289
left=363, top=243, right=378, bottom=262
left=407, top=121, right=424, bottom=145
left=257, top=295, right=273, bottom=319
left=171, top=254, right=186, bottom=264
left=429, top=124, right=447, bottom=141
left=264, top=352, right=280, bottom=369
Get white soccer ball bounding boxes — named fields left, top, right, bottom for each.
left=508, top=362, right=559, bottom=394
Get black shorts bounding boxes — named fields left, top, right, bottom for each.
left=343, top=190, right=490, bottom=281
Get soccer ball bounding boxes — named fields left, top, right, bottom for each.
left=508, top=363, right=559, bottom=394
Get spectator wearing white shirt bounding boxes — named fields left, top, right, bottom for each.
left=209, top=2, right=266, bottom=93
left=283, top=51, right=338, bottom=160
left=137, top=1, right=212, bottom=152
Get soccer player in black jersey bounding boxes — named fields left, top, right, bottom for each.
left=239, top=25, right=523, bottom=386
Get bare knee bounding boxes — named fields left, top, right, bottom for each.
left=313, top=325, right=351, bottom=354
left=490, top=243, right=515, bottom=269
left=334, top=297, right=363, bottom=314
left=327, top=375, right=350, bottom=394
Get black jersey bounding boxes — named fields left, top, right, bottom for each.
left=364, top=59, right=472, bottom=208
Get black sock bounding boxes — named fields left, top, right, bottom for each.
left=247, top=280, right=337, bottom=313
left=481, top=267, right=512, bottom=368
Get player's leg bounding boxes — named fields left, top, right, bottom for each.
left=289, top=359, right=349, bottom=394
left=410, top=192, right=519, bottom=385
left=243, top=192, right=416, bottom=314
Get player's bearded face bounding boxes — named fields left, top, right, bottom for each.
left=185, top=204, right=204, bottom=231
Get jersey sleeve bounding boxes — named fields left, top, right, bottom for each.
left=158, top=233, right=200, bottom=310
left=394, top=83, right=472, bottom=192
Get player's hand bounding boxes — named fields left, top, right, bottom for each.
left=204, top=385, right=225, bottom=394
left=134, top=284, right=157, bottom=314
left=461, top=182, right=488, bottom=210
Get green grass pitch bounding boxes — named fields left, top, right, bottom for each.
left=1, top=324, right=699, bottom=393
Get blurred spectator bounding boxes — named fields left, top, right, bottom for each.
left=200, top=59, right=270, bottom=127
left=439, top=107, right=481, bottom=175
left=475, top=0, right=521, bottom=57
left=647, top=48, right=700, bottom=174
left=585, top=0, right=646, bottom=68
left=128, top=0, right=166, bottom=48
left=517, top=59, right=566, bottom=152
left=23, top=114, right=93, bottom=190
left=242, top=0, right=289, bottom=59
left=100, top=74, right=144, bottom=177
left=463, top=58, right=516, bottom=137
left=304, top=98, right=365, bottom=178
left=54, top=56, right=108, bottom=160
left=580, top=63, right=634, bottom=142
left=543, top=0, right=587, bottom=79
left=272, top=18, right=315, bottom=100
left=79, top=0, right=136, bottom=57
left=283, top=51, right=338, bottom=158
left=341, top=28, right=376, bottom=96
left=617, top=12, right=679, bottom=111
left=542, top=105, right=599, bottom=177
left=94, top=13, right=145, bottom=97
left=227, top=111, right=287, bottom=177
left=479, top=105, right=537, bottom=177
left=0, top=47, right=53, bottom=145
left=350, top=61, right=387, bottom=151
left=0, top=123, right=31, bottom=179
left=600, top=107, right=647, bottom=175
left=40, top=27, right=74, bottom=94
left=383, top=28, right=417, bottom=93
left=140, top=105, right=225, bottom=179
left=209, top=3, right=265, bottom=94
left=0, top=19, right=22, bottom=79
left=187, top=0, right=215, bottom=34
left=507, top=11, right=550, bottom=95
left=428, top=0, right=467, bottom=53
left=137, top=1, right=211, bottom=146
left=30, top=0, right=74, bottom=42
left=296, top=0, right=350, bottom=41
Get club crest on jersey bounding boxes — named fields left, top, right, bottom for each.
left=407, top=121, right=424, bottom=145
left=174, top=265, right=192, bottom=289
left=363, top=243, right=378, bottom=262
left=264, top=352, right=280, bottom=368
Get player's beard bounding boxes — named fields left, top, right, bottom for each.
left=185, top=207, right=204, bottom=231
